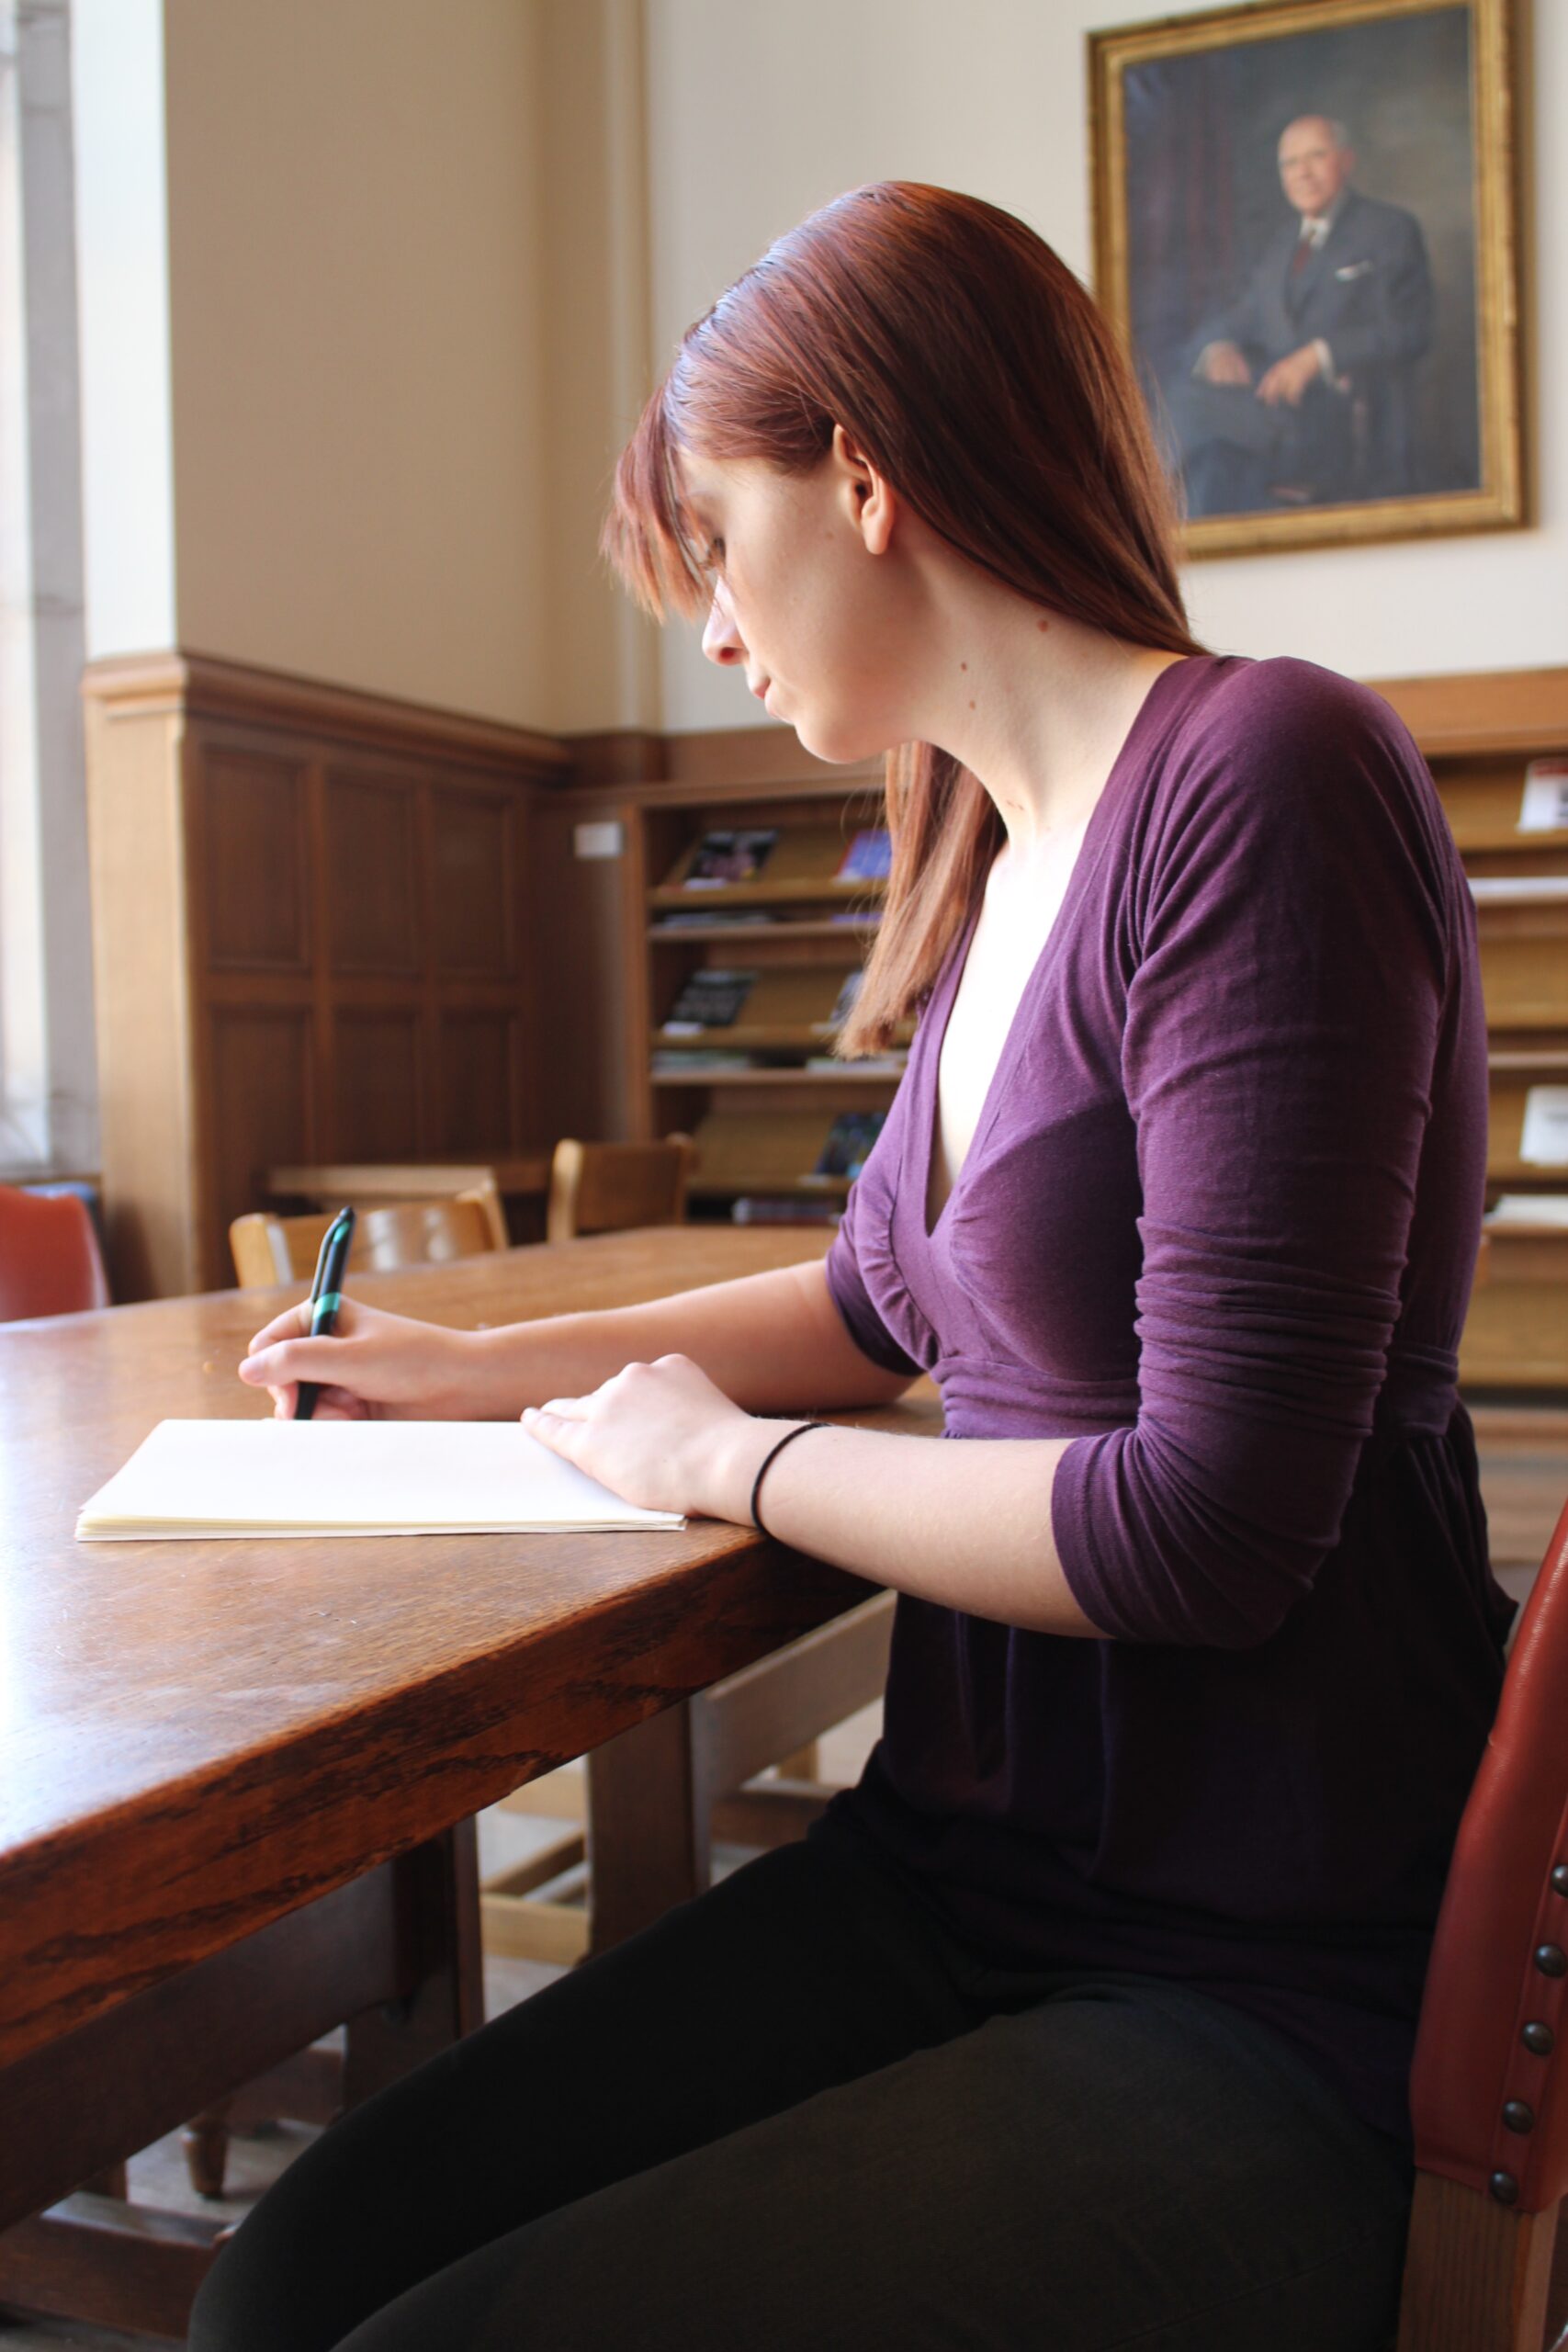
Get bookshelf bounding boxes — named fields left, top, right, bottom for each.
left=638, top=791, right=902, bottom=1217
left=1372, top=671, right=1568, bottom=1392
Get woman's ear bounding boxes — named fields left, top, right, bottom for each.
left=831, top=423, right=897, bottom=556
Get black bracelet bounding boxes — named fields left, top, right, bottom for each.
left=749, top=1420, right=829, bottom=1538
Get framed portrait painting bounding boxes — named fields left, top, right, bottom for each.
left=1089, top=0, right=1523, bottom=557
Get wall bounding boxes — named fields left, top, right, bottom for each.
left=643, top=0, right=1567, bottom=734
left=159, top=0, right=557, bottom=729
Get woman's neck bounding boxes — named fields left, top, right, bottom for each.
left=907, top=577, right=1189, bottom=854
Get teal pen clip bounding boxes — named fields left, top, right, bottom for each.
left=295, top=1204, right=356, bottom=1421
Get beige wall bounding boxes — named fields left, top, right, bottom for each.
left=164, top=0, right=557, bottom=729
left=142, top=2, right=1566, bottom=740
left=645, top=0, right=1566, bottom=733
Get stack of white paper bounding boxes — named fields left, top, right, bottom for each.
left=75, top=1419, right=684, bottom=1540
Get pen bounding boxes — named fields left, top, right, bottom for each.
left=295, top=1205, right=356, bottom=1422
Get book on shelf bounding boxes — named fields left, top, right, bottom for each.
left=806, top=1110, right=887, bottom=1182
left=682, top=827, right=779, bottom=888
left=1469, top=875, right=1568, bottom=902
left=1519, top=760, right=1568, bottom=835
left=661, top=968, right=757, bottom=1033
left=650, top=1047, right=758, bottom=1074
left=730, top=1196, right=843, bottom=1227
left=804, top=1053, right=907, bottom=1074
left=1519, top=1085, right=1568, bottom=1168
left=653, top=909, right=775, bottom=931
left=1485, top=1193, right=1568, bottom=1229
left=825, top=969, right=863, bottom=1026
left=834, top=827, right=892, bottom=883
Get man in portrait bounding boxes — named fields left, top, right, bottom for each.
left=1168, top=115, right=1434, bottom=514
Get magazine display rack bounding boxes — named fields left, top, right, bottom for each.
left=636, top=790, right=904, bottom=1216
left=1373, top=673, right=1568, bottom=1393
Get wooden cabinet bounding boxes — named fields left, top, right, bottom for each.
left=1372, top=668, right=1568, bottom=1393
left=84, top=654, right=569, bottom=1298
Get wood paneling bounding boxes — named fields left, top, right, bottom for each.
left=1369, top=668, right=1568, bottom=759
left=83, top=695, right=197, bottom=1302
left=432, top=788, right=517, bottom=977
left=202, top=751, right=310, bottom=970
left=209, top=1012, right=313, bottom=1249
left=526, top=790, right=641, bottom=1147
left=435, top=1011, right=519, bottom=1152
left=81, top=649, right=572, bottom=779
left=84, top=652, right=569, bottom=1298
left=329, top=1012, right=423, bottom=1161
left=324, top=772, right=419, bottom=975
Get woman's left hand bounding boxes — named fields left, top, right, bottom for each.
left=523, top=1352, right=766, bottom=1521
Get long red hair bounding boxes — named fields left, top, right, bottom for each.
left=603, top=181, right=1201, bottom=1054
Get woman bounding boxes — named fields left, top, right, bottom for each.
left=193, top=183, right=1510, bottom=2351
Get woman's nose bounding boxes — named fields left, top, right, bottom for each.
left=701, top=585, right=745, bottom=667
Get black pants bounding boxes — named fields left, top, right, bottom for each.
left=189, top=1819, right=1413, bottom=2351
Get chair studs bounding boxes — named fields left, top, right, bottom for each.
left=1490, top=2170, right=1519, bottom=2205
left=1522, top=2020, right=1556, bottom=2057
left=1503, top=2099, right=1536, bottom=2133
left=1551, top=1864, right=1568, bottom=1899
left=1533, top=1943, right=1568, bottom=1978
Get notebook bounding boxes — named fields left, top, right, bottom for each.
left=75, top=1419, right=685, bottom=1541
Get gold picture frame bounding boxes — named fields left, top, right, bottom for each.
left=1089, top=0, right=1523, bottom=558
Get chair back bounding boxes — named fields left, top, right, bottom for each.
left=1409, top=1498, right=1568, bottom=2215
left=0, top=1186, right=110, bottom=1319
left=265, top=1162, right=505, bottom=1224
left=547, top=1137, right=694, bottom=1244
left=230, top=1181, right=507, bottom=1289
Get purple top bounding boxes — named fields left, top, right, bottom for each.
left=826, top=655, right=1513, bottom=2143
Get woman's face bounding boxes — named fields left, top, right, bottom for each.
left=678, top=441, right=918, bottom=765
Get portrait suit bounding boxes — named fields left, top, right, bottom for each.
left=1170, top=187, right=1435, bottom=515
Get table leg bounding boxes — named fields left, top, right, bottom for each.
left=0, top=1820, right=481, bottom=2340
left=345, top=1815, right=483, bottom=2100
left=586, top=1705, right=709, bottom=1954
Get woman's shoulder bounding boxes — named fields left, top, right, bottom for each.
left=1128, top=653, right=1457, bottom=926
left=1138, top=652, right=1439, bottom=850
left=1161, top=653, right=1418, bottom=770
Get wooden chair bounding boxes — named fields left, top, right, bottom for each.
left=545, top=1136, right=694, bottom=1244
left=1395, top=1494, right=1568, bottom=2349
left=0, top=1185, right=109, bottom=1319
left=229, top=1181, right=509, bottom=1288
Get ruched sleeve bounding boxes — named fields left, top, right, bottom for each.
left=825, top=1144, right=922, bottom=1382
left=1052, top=678, right=1461, bottom=1648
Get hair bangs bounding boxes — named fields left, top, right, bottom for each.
left=601, top=380, right=713, bottom=622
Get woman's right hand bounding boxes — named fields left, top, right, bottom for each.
left=238, top=1295, right=480, bottom=1421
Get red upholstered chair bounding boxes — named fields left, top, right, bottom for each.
left=1396, top=1497, right=1568, bottom=2350
left=0, top=1185, right=109, bottom=1319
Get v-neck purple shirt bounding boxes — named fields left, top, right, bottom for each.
left=824, top=654, right=1512, bottom=2143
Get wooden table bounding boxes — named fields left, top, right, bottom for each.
left=0, top=1227, right=931, bottom=2332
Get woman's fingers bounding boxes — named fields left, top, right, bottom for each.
left=275, top=1384, right=367, bottom=1422
left=240, top=1334, right=357, bottom=1390
left=246, top=1300, right=313, bottom=1355
left=523, top=1405, right=577, bottom=1449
